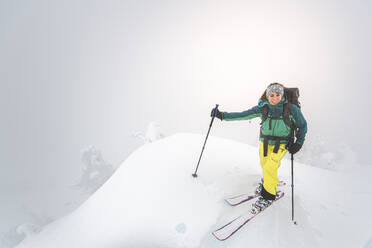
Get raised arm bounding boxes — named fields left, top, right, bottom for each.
left=222, top=105, right=262, bottom=121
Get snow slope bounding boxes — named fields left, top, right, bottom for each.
left=16, top=133, right=372, bottom=248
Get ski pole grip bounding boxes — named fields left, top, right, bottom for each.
left=212, top=104, right=219, bottom=117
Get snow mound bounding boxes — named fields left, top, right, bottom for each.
left=16, top=133, right=372, bottom=248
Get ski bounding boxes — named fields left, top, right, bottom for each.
left=225, top=181, right=286, bottom=206
left=225, top=193, right=259, bottom=206
left=213, top=192, right=285, bottom=241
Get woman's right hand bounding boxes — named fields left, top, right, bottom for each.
left=210, top=107, right=223, bottom=120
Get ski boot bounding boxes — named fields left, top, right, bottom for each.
left=250, top=196, right=273, bottom=214
left=254, top=178, right=263, bottom=195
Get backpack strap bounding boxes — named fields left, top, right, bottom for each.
left=261, top=103, right=293, bottom=127
left=260, top=105, right=269, bottom=125
left=260, top=132, right=291, bottom=156
left=283, top=103, right=294, bottom=128
left=260, top=105, right=272, bottom=156
left=283, top=103, right=298, bottom=140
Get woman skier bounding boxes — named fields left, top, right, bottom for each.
left=211, top=82, right=307, bottom=213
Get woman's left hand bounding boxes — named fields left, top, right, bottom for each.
left=288, top=143, right=302, bottom=154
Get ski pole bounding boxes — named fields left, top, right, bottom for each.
left=192, top=104, right=219, bottom=178
left=291, top=153, right=297, bottom=225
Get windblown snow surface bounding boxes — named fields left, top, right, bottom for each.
left=16, top=133, right=372, bottom=248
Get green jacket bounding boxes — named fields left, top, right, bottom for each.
left=222, top=98, right=307, bottom=145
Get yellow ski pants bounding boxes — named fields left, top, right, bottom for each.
left=259, top=141, right=288, bottom=196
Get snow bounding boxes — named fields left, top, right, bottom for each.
left=15, top=133, right=372, bottom=248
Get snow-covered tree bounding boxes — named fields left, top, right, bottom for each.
left=16, top=223, right=42, bottom=238
left=0, top=208, right=51, bottom=248
left=75, top=146, right=115, bottom=194
left=133, top=121, right=165, bottom=143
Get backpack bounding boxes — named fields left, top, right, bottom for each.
left=284, top=87, right=301, bottom=109
left=260, top=87, right=300, bottom=156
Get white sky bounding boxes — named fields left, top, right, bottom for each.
left=0, top=0, right=371, bottom=228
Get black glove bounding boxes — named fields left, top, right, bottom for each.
left=288, top=143, right=302, bottom=154
left=210, top=107, right=224, bottom=120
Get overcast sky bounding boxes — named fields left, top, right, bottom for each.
left=1, top=0, right=371, bottom=232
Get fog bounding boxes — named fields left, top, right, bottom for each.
left=1, top=0, right=371, bottom=246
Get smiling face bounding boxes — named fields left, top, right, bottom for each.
left=267, top=92, right=282, bottom=105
